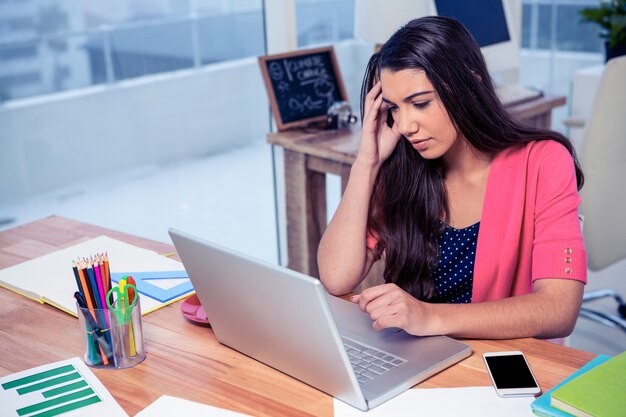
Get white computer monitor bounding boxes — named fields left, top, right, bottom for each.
left=430, top=0, right=520, bottom=83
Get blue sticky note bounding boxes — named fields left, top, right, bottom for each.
left=111, top=271, right=192, bottom=303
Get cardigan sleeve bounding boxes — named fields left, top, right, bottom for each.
left=531, top=141, right=587, bottom=283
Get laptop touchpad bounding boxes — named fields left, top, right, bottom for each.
left=326, top=293, right=402, bottom=339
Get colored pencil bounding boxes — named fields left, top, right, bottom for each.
left=71, top=261, right=85, bottom=298
left=98, top=255, right=109, bottom=297
left=93, top=257, right=107, bottom=311
left=79, top=258, right=112, bottom=365
left=104, top=252, right=112, bottom=303
left=76, top=262, right=95, bottom=310
left=76, top=260, right=109, bottom=365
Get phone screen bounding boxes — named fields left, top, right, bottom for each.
left=484, top=354, right=538, bottom=389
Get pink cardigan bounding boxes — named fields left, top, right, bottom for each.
left=367, top=140, right=587, bottom=302
left=473, top=140, right=586, bottom=302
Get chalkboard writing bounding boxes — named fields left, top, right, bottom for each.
left=259, top=46, right=348, bottom=131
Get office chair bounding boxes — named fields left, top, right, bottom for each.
left=578, top=56, right=626, bottom=334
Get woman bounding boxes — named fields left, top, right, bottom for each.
left=317, top=16, right=586, bottom=340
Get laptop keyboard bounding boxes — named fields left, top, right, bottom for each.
left=342, top=337, right=407, bottom=386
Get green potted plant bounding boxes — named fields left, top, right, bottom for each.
left=579, top=0, right=626, bottom=62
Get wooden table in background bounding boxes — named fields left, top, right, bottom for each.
left=0, top=216, right=593, bottom=417
left=268, top=95, right=567, bottom=278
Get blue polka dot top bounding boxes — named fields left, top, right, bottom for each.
left=431, top=222, right=480, bottom=304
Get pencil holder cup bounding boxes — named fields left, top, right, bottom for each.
left=76, top=299, right=146, bottom=369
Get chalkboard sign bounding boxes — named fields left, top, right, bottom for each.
left=259, top=46, right=349, bottom=131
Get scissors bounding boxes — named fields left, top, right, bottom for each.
left=106, top=278, right=139, bottom=357
left=106, top=280, right=138, bottom=324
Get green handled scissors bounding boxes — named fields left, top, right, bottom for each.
left=106, top=282, right=138, bottom=324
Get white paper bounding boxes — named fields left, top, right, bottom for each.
left=0, top=235, right=188, bottom=316
left=334, top=386, right=534, bottom=417
left=136, top=395, right=252, bottom=417
left=0, top=357, right=128, bottom=417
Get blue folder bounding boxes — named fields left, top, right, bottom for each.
left=530, top=354, right=611, bottom=417
left=111, top=271, right=192, bottom=303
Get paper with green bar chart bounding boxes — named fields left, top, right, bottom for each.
left=0, top=357, right=127, bottom=417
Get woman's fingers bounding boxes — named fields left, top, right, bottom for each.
left=363, top=92, right=384, bottom=130
left=352, top=284, right=427, bottom=335
left=358, top=81, right=402, bottom=166
left=356, top=283, right=398, bottom=311
left=363, top=82, right=382, bottom=123
left=364, top=81, right=382, bottom=107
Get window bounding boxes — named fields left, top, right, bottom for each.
left=0, top=0, right=265, bottom=102
left=519, top=0, right=604, bottom=133
left=522, top=0, right=603, bottom=52
left=296, top=0, right=355, bottom=47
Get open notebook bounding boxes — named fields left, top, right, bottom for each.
left=0, top=236, right=193, bottom=316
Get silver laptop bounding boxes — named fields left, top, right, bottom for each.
left=169, top=228, right=471, bottom=411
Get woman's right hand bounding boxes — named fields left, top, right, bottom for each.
left=358, top=81, right=402, bottom=168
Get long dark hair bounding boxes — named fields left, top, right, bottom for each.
left=360, top=16, right=584, bottom=301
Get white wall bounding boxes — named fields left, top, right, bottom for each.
left=334, top=39, right=375, bottom=115
left=0, top=57, right=270, bottom=205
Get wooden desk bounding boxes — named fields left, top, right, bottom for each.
left=268, top=95, right=567, bottom=277
left=0, top=216, right=594, bottom=417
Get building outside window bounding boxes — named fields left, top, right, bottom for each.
left=0, top=0, right=265, bottom=102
